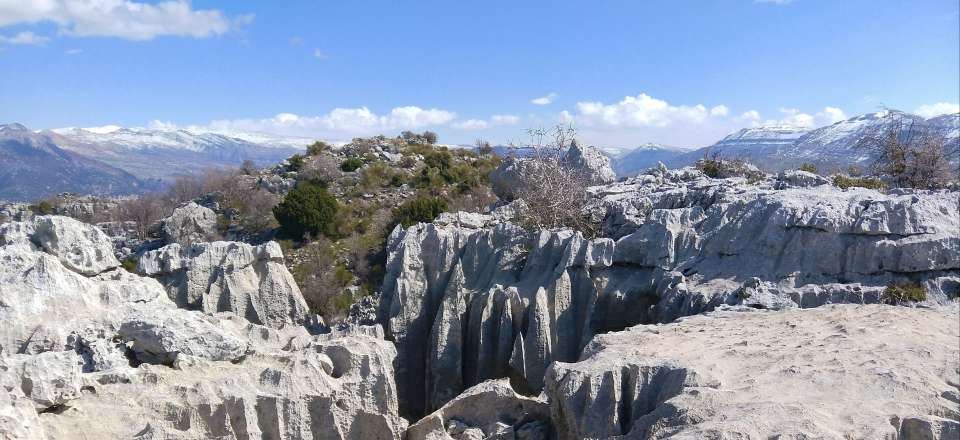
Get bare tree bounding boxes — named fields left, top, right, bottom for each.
left=117, top=195, right=164, bottom=240
left=856, top=117, right=955, bottom=189
left=512, top=124, right=595, bottom=235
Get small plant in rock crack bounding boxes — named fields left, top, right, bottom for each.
left=881, top=282, right=927, bottom=304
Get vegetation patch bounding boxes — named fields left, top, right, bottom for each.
left=272, top=182, right=340, bottom=240
left=799, top=163, right=818, bottom=174
left=340, top=158, right=364, bottom=172
left=882, top=282, right=927, bottom=304
left=832, top=175, right=885, bottom=190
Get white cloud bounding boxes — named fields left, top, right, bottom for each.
left=563, top=93, right=715, bottom=128
left=914, top=102, right=960, bottom=118
left=531, top=92, right=557, bottom=105
left=491, top=114, right=520, bottom=125
left=189, top=106, right=456, bottom=138
left=0, top=31, right=50, bottom=45
left=0, top=0, right=252, bottom=41
left=65, top=48, right=82, bottom=54
left=709, top=105, right=729, bottom=117
left=555, top=92, right=846, bottom=147
left=741, top=110, right=761, bottom=121
left=313, top=48, right=327, bottom=59
left=763, top=107, right=847, bottom=128
left=452, top=119, right=488, bottom=130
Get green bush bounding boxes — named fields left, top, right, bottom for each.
left=273, top=182, right=340, bottom=240
left=832, top=175, right=885, bottom=190
left=799, top=163, right=818, bottom=174
left=120, top=257, right=138, bottom=273
left=31, top=200, right=54, bottom=215
left=288, top=154, right=306, bottom=172
left=340, top=158, right=364, bottom=172
left=882, top=283, right=927, bottom=304
left=393, top=195, right=448, bottom=228
left=306, top=141, right=331, bottom=156
left=696, top=159, right=722, bottom=178
left=360, top=162, right=393, bottom=188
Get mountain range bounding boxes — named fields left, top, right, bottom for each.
left=2, top=110, right=957, bottom=201
left=0, top=124, right=309, bottom=201
left=609, top=110, right=960, bottom=177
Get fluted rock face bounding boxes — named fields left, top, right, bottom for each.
left=545, top=304, right=960, bottom=439
left=0, top=216, right=406, bottom=440
left=379, top=168, right=960, bottom=418
left=139, top=240, right=310, bottom=329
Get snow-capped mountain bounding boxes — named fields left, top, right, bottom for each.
left=0, top=124, right=155, bottom=201
left=611, top=143, right=690, bottom=177
left=607, top=110, right=959, bottom=177
left=48, top=126, right=310, bottom=181
left=656, top=110, right=960, bottom=173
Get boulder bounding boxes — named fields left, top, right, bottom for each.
left=118, top=309, right=250, bottom=364
left=138, top=240, right=309, bottom=328
left=406, top=379, right=551, bottom=440
left=544, top=304, right=960, bottom=439
left=0, top=215, right=119, bottom=276
left=3, top=351, right=83, bottom=410
left=564, top=143, right=616, bottom=185
left=775, top=169, right=830, bottom=188
left=161, top=202, right=219, bottom=245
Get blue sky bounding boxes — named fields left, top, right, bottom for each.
left=0, top=0, right=958, bottom=148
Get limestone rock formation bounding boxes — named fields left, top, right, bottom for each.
left=545, top=304, right=960, bottom=439
left=161, top=201, right=219, bottom=245
left=379, top=167, right=960, bottom=417
left=139, top=240, right=310, bottom=329
left=0, top=215, right=406, bottom=440
left=0, top=215, right=120, bottom=276
left=565, top=143, right=616, bottom=185
left=489, top=144, right=616, bottom=201
left=406, top=379, right=550, bottom=440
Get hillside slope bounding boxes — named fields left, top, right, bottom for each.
left=51, top=126, right=308, bottom=181
left=0, top=124, right=153, bottom=201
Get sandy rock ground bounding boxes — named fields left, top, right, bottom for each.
left=547, top=303, right=960, bottom=439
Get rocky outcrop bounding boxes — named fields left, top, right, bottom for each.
left=0, top=215, right=120, bottom=276
left=379, top=168, right=960, bottom=417
left=0, top=215, right=406, bottom=439
left=406, top=379, right=550, bottom=440
left=565, top=143, right=616, bottom=185
left=489, top=145, right=616, bottom=201
left=139, top=240, right=310, bottom=329
left=161, top=201, right=219, bottom=245
left=545, top=304, right=960, bottom=439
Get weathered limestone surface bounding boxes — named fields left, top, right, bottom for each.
left=161, top=201, right=219, bottom=245
left=379, top=168, right=960, bottom=417
left=0, top=216, right=407, bottom=440
left=406, top=379, right=550, bottom=440
left=139, top=240, right=310, bottom=329
left=545, top=304, right=960, bottom=439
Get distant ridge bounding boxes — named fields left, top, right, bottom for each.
left=609, top=110, right=960, bottom=176
left=48, top=126, right=310, bottom=181
left=0, top=123, right=155, bottom=201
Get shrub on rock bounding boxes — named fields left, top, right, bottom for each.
left=393, top=195, right=448, bottom=229
left=273, top=182, right=340, bottom=240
